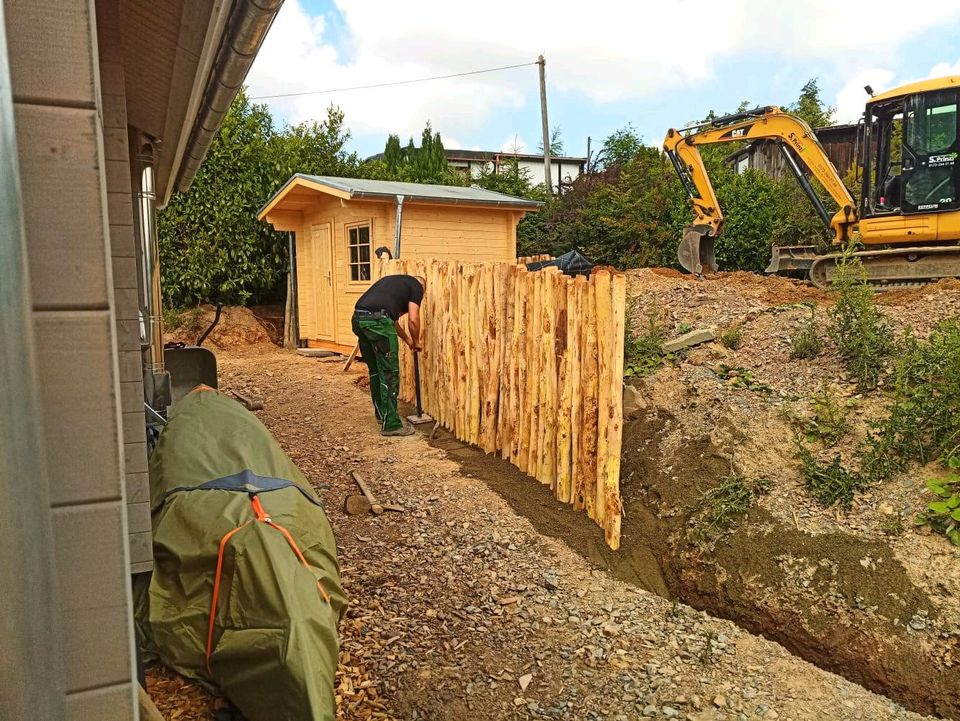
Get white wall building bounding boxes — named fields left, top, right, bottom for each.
left=444, top=149, right=586, bottom=193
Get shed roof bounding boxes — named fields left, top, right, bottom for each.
left=258, top=174, right=544, bottom=219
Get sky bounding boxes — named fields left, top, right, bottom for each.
left=246, top=0, right=960, bottom=161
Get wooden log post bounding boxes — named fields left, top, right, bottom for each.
left=579, top=274, right=599, bottom=519
left=555, top=273, right=573, bottom=503
left=522, top=270, right=542, bottom=474
left=512, top=267, right=529, bottom=469
left=604, top=271, right=627, bottom=550
left=593, top=269, right=613, bottom=529
left=537, top=269, right=557, bottom=486
left=568, top=276, right=585, bottom=508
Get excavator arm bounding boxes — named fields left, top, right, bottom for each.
left=663, top=106, right=858, bottom=275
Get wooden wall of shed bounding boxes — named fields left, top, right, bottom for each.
left=5, top=0, right=138, bottom=717
left=292, top=196, right=520, bottom=348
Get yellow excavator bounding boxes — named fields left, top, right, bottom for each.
left=663, top=76, right=960, bottom=287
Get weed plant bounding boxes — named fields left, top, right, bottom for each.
left=720, top=324, right=743, bottom=350
left=624, top=304, right=667, bottom=378
left=790, top=306, right=822, bottom=360
left=691, top=473, right=772, bottom=544
left=827, top=245, right=894, bottom=392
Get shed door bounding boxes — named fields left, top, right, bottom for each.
left=311, top=223, right=336, bottom=341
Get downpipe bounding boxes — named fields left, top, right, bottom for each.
left=132, top=135, right=171, bottom=410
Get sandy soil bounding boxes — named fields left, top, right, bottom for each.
left=147, top=341, right=943, bottom=721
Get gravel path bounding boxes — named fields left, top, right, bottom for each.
left=146, top=343, right=941, bottom=721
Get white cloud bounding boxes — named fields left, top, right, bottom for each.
left=833, top=58, right=960, bottom=123
left=249, top=0, right=960, bottom=145
left=834, top=68, right=895, bottom=122
left=930, top=59, right=960, bottom=76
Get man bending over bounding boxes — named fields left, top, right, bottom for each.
left=351, top=274, right=425, bottom=436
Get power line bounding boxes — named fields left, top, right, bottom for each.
left=249, top=61, right=537, bottom=101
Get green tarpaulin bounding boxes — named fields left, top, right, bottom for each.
left=138, top=389, right=347, bottom=721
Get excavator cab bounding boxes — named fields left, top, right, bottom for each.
left=862, top=89, right=959, bottom=219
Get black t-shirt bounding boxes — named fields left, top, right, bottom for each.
left=355, top=274, right=424, bottom=321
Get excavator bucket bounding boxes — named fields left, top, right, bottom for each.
left=678, top=224, right=718, bottom=276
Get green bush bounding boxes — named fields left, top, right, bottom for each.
left=790, top=307, right=822, bottom=359
left=691, top=473, right=772, bottom=544
left=827, top=246, right=894, bottom=392
left=158, top=91, right=360, bottom=307
left=860, top=319, right=960, bottom=481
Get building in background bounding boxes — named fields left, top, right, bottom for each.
left=259, top=175, right=542, bottom=353
left=0, top=1, right=281, bottom=719
left=443, top=149, right=587, bottom=193
left=727, top=124, right=867, bottom=179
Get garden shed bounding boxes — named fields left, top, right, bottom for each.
left=258, top=175, right=542, bottom=352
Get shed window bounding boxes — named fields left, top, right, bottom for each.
left=348, top=224, right=371, bottom=281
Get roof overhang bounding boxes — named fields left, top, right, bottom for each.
left=121, top=0, right=282, bottom=208
left=258, top=174, right=543, bottom=224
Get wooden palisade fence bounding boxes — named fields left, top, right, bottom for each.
left=378, top=257, right=627, bottom=549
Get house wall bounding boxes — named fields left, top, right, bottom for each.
left=447, top=156, right=583, bottom=191
left=98, top=0, right=152, bottom=576
left=5, top=0, right=138, bottom=718
left=293, top=197, right=520, bottom=349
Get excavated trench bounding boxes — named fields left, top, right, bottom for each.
left=427, top=411, right=960, bottom=721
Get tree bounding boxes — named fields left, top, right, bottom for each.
left=363, top=123, right=465, bottom=185
left=537, top=125, right=565, bottom=155
left=473, top=156, right=544, bottom=200
left=157, top=89, right=360, bottom=307
left=383, top=134, right=403, bottom=171
left=598, top=124, right=643, bottom=169
left=790, top=78, right=835, bottom=129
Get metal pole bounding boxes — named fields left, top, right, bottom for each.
left=537, top=55, right=552, bottom=194
left=394, top=194, right=405, bottom=258
left=413, top=352, right=424, bottom=417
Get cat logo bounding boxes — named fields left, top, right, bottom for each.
left=720, top=123, right=753, bottom=140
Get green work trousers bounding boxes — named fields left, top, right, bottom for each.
left=352, top=315, right=403, bottom=431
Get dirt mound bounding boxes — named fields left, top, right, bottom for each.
left=610, top=268, right=960, bottom=718
left=164, top=305, right=281, bottom=348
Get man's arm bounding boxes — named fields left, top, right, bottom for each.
left=406, top=302, right=421, bottom=350
left=395, top=320, right=413, bottom=347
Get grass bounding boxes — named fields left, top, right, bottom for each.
left=624, top=303, right=668, bottom=378
left=690, top=473, right=772, bottom=544
left=827, top=244, right=894, bottom=392
left=720, top=324, right=743, bottom=350
left=790, top=306, right=822, bottom=360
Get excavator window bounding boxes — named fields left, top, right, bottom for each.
left=863, top=105, right=903, bottom=216
left=901, top=90, right=958, bottom=214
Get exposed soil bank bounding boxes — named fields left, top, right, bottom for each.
left=430, top=414, right=959, bottom=720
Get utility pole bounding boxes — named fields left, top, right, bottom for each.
left=537, top=54, right=552, bottom=195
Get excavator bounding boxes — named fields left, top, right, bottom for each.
left=663, top=76, right=960, bottom=287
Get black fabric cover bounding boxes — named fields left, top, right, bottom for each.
left=526, top=250, right=593, bottom=277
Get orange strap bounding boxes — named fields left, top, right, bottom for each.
left=205, top=494, right=331, bottom=674
left=205, top=520, right=250, bottom=675
left=253, top=494, right=331, bottom=602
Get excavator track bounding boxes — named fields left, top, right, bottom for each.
left=808, top=245, right=960, bottom=290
